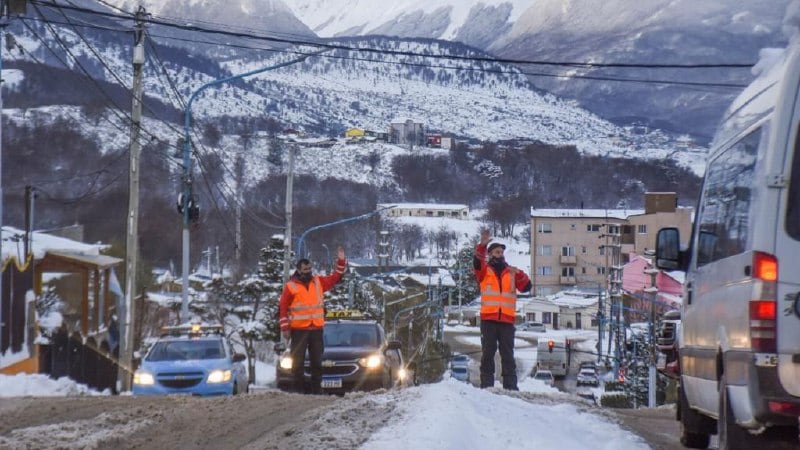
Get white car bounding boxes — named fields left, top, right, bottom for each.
left=517, top=322, right=546, bottom=332
left=576, top=368, right=599, bottom=387
left=531, top=369, right=555, bottom=386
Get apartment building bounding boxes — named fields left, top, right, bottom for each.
left=529, top=192, right=692, bottom=296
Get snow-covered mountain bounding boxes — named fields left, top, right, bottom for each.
left=278, top=0, right=791, bottom=139
left=114, top=0, right=316, bottom=39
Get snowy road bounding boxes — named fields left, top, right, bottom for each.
left=0, top=383, right=657, bottom=450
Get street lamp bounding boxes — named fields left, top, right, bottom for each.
left=179, top=50, right=327, bottom=320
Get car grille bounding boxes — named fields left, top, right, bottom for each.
left=305, top=364, right=358, bottom=377
left=157, top=371, right=204, bottom=389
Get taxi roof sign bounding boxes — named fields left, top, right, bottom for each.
left=161, top=323, right=224, bottom=337
left=325, top=309, right=364, bottom=319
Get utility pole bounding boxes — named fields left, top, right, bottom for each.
left=644, top=268, right=660, bottom=408
left=282, top=144, right=296, bottom=283
left=233, top=141, right=245, bottom=275
left=119, top=5, right=145, bottom=393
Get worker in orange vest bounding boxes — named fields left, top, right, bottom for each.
left=279, top=246, right=347, bottom=394
left=474, top=229, right=531, bottom=390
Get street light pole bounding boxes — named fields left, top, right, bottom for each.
left=180, top=52, right=326, bottom=318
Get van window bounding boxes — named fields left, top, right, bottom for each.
left=788, top=127, right=800, bottom=240
left=695, top=129, right=761, bottom=266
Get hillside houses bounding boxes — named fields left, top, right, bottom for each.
left=345, top=120, right=452, bottom=149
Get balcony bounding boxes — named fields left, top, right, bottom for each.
left=559, top=255, right=577, bottom=265
left=559, top=276, right=576, bottom=285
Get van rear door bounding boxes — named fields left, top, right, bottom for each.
left=775, top=44, right=800, bottom=396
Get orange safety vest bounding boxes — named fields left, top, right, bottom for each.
left=480, top=268, right=517, bottom=319
left=286, top=277, right=325, bottom=329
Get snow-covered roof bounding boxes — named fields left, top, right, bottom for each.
left=546, top=290, right=600, bottom=308
left=1, top=226, right=109, bottom=262
left=530, top=209, right=644, bottom=220
left=379, top=203, right=468, bottom=210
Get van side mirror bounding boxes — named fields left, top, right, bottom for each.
left=655, top=227, right=683, bottom=270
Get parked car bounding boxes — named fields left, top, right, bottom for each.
left=450, top=366, right=470, bottom=383
left=517, top=322, right=546, bottom=332
left=531, top=369, right=555, bottom=386
left=275, top=312, right=407, bottom=394
left=576, top=368, right=599, bottom=387
left=132, top=324, right=249, bottom=396
left=655, top=40, right=800, bottom=448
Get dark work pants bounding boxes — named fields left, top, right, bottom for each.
left=290, top=328, right=324, bottom=394
left=480, top=320, right=518, bottom=390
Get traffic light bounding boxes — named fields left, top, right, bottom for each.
left=548, top=340, right=554, bottom=353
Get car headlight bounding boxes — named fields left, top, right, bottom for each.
left=397, top=368, right=408, bottom=380
left=279, top=355, right=293, bottom=370
left=133, top=371, right=154, bottom=386
left=207, top=369, right=232, bottom=383
left=358, top=354, right=384, bottom=369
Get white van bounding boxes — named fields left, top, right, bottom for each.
left=655, top=43, right=800, bottom=448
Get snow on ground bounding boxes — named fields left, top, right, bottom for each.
left=0, top=373, right=109, bottom=397
left=362, top=378, right=648, bottom=450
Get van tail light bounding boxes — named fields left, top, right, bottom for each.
left=753, top=252, right=778, bottom=281
left=750, top=252, right=778, bottom=352
left=750, top=300, right=776, bottom=352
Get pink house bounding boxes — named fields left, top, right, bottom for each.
left=622, top=253, right=682, bottom=317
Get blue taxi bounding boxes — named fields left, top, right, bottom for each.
left=132, top=324, right=248, bottom=396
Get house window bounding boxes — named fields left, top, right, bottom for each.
left=562, top=267, right=575, bottom=277
left=538, top=245, right=552, bottom=256
left=599, top=246, right=606, bottom=256
left=581, top=246, right=587, bottom=254
left=587, top=224, right=601, bottom=232
left=426, top=211, right=433, bottom=216
left=638, top=224, right=647, bottom=234
left=561, top=246, right=575, bottom=256
left=597, top=267, right=606, bottom=275
left=581, top=267, right=586, bottom=274
left=542, top=312, right=552, bottom=324
left=537, top=266, right=553, bottom=276
left=570, top=224, right=576, bottom=230
left=608, top=225, right=620, bottom=234
left=538, top=223, right=552, bottom=233
left=527, top=313, right=537, bottom=322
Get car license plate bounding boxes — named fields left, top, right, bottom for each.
left=321, top=378, right=342, bottom=389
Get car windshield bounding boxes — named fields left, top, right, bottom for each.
left=146, top=338, right=225, bottom=361
left=324, top=323, right=378, bottom=347
left=580, top=370, right=596, bottom=376
left=535, top=372, right=552, bottom=380
left=452, top=367, right=467, bottom=374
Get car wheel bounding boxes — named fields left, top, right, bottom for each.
left=678, top=383, right=712, bottom=448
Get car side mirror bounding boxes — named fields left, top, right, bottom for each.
left=274, top=342, right=286, bottom=353
left=232, top=353, right=246, bottom=363
left=386, top=340, right=402, bottom=351
left=655, top=227, right=684, bottom=270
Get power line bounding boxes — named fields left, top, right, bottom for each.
left=33, top=0, right=756, bottom=70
